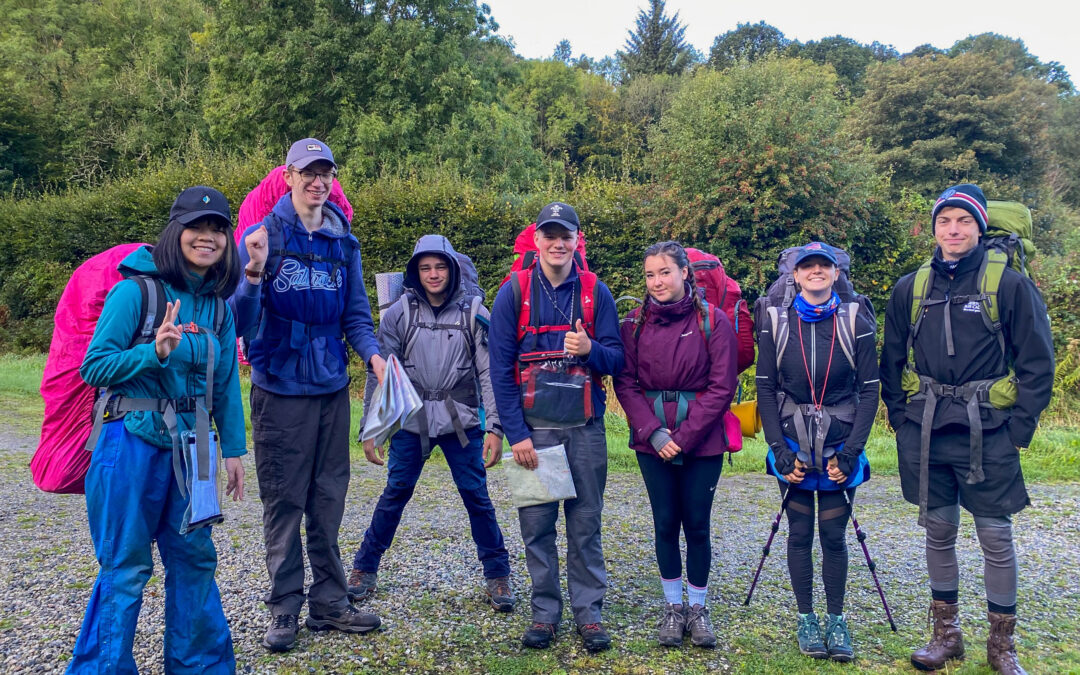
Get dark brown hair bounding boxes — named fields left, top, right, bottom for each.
left=637, top=240, right=706, bottom=328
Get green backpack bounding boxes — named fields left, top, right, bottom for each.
left=983, top=200, right=1036, bottom=277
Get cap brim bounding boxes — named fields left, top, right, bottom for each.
left=536, top=218, right=579, bottom=232
left=289, top=156, right=337, bottom=170
left=795, top=253, right=837, bottom=266
left=175, top=210, right=232, bottom=228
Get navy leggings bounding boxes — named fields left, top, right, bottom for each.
left=637, top=452, right=724, bottom=587
left=781, top=484, right=855, bottom=615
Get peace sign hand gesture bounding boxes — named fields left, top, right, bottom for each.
left=155, top=300, right=183, bottom=361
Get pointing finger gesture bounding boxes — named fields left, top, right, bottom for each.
left=155, top=300, right=183, bottom=361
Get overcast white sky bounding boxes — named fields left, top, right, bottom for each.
left=482, top=0, right=1079, bottom=81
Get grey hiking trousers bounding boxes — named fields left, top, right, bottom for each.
left=518, top=419, right=608, bottom=626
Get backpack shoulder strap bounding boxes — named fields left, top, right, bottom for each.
left=979, top=248, right=1008, bottom=358
left=910, top=260, right=934, bottom=333
left=835, top=302, right=859, bottom=370
left=577, top=269, right=598, bottom=336
left=131, top=275, right=167, bottom=347
left=510, top=269, right=531, bottom=342
left=767, top=305, right=789, bottom=370
left=400, top=292, right=420, bottom=361
left=699, top=299, right=713, bottom=343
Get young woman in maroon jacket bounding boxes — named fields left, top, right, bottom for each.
left=614, top=241, right=737, bottom=649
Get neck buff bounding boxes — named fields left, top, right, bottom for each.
left=793, top=292, right=840, bottom=323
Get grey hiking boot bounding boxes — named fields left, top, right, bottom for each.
left=797, top=612, right=828, bottom=658
left=485, top=576, right=516, bottom=612
left=347, top=569, right=377, bottom=602
left=262, top=613, right=299, bottom=652
left=521, top=622, right=557, bottom=649
left=578, top=622, right=612, bottom=652
left=657, top=603, right=686, bottom=647
left=306, top=604, right=381, bottom=634
left=685, top=604, right=716, bottom=648
left=825, top=613, right=854, bottom=662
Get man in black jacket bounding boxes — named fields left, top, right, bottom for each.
left=880, top=184, right=1053, bottom=675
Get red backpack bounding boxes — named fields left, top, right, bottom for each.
left=501, top=223, right=588, bottom=287
left=685, top=248, right=755, bottom=373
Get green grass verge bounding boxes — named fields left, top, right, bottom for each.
left=6, top=354, right=1079, bottom=482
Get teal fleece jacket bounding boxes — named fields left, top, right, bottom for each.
left=80, top=246, right=247, bottom=458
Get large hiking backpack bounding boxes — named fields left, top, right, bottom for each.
left=31, top=244, right=224, bottom=494
left=686, top=248, right=755, bottom=373
left=753, top=244, right=875, bottom=372
left=235, top=165, right=353, bottom=245
left=984, top=200, right=1036, bottom=277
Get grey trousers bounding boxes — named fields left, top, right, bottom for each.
left=518, top=419, right=608, bottom=626
left=252, top=385, right=351, bottom=616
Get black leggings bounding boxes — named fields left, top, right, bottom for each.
left=781, top=483, right=855, bottom=615
left=637, top=452, right=724, bottom=587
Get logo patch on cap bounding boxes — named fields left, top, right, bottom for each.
left=806, top=242, right=823, bottom=251
left=941, top=188, right=956, bottom=199
left=307, top=144, right=322, bottom=151
left=202, top=195, right=210, bottom=204
left=549, top=204, right=562, bottom=217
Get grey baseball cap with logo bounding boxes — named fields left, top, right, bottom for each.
left=535, top=201, right=579, bottom=232
left=286, top=138, right=336, bottom=170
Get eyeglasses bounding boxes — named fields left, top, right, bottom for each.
left=290, top=168, right=337, bottom=184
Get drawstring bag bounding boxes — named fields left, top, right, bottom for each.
left=179, top=429, right=223, bottom=534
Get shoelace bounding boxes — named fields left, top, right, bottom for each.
left=530, top=622, right=554, bottom=633
left=273, top=614, right=297, bottom=629
left=580, top=623, right=603, bottom=633
left=659, top=608, right=682, bottom=629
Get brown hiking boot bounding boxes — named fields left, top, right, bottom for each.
left=485, top=576, right=516, bottom=612
left=685, top=604, right=717, bottom=648
left=347, top=569, right=377, bottom=602
left=657, top=603, right=686, bottom=647
left=911, top=600, right=965, bottom=671
left=987, top=611, right=1026, bottom=675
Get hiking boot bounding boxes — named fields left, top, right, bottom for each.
left=306, top=604, right=381, bottom=634
left=911, top=600, right=964, bottom=671
left=521, top=622, right=557, bottom=649
left=485, top=576, right=516, bottom=612
left=657, top=603, right=686, bottom=647
left=987, top=611, right=1026, bottom=675
left=685, top=604, right=716, bottom=648
left=824, top=613, right=854, bottom=662
left=262, top=614, right=299, bottom=652
left=578, top=622, right=612, bottom=652
left=797, top=612, right=828, bottom=658
left=347, top=569, right=377, bottom=602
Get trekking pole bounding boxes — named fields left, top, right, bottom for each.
left=843, top=491, right=898, bottom=632
left=744, top=488, right=794, bottom=606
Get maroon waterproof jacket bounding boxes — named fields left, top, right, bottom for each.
left=614, top=291, right=738, bottom=457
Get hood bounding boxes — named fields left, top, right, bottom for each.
left=270, top=192, right=351, bottom=238
left=117, top=244, right=158, bottom=277
left=404, top=234, right=461, bottom=300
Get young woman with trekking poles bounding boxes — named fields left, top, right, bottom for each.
left=613, top=240, right=738, bottom=649
left=68, top=187, right=246, bottom=674
left=755, top=241, right=879, bottom=662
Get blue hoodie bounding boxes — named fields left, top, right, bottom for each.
left=81, top=246, right=246, bottom=457
left=230, top=194, right=380, bottom=396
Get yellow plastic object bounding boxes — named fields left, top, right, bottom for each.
left=731, top=400, right=761, bottom=438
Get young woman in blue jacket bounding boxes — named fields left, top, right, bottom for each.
left=69, top=187, right=246, bottom=674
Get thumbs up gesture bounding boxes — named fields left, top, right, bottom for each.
left=564, top=319, right=592, bottom=357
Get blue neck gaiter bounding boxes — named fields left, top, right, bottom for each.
left=793, top=292, right=840, bottom=323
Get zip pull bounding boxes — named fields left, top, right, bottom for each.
left=308, top=232, right=313, bottom=242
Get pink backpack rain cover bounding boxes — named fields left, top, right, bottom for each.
left=31, top=243, right=146, bottom=493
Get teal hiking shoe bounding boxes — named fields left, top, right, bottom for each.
left=825, top=613, right=854, bottom=662
left=797, top=612, right=828, bottom=658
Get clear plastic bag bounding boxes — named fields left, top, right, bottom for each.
left=501, top=444, right=577, bottom=508
left=179, top=430, right=223, bottom=535
left=361, top=354, right=422, bottom=448
left=518, top=352, right=593, bottom=429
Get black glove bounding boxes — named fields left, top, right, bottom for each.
left=772, top=443, right=797, bottom=476
left=834, top=446, right=862, bottom=477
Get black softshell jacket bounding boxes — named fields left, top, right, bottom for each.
left=879, top=246, right=1054, bottom=448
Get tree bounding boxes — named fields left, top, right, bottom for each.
left=708, top=21, right=788, bottom=70
left=553, top=39, right=572, bottom=63
left=851, top=52, right=1059, bottom=196
left=949, top=33, right=1073, bottom=92
left=647, top=57, right=908, bottom=301
left=785, top=36, right=897, bottom=97
left=617, top=0, right=693, bottom=80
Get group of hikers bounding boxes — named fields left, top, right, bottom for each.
left=64, top=137, right=1053, bottom=675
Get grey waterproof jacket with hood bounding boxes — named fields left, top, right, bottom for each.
left=363, top=235, right=501, bottom=440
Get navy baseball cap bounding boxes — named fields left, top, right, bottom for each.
left=286, top=138, right=336, bottom=170
left=170, top=186, right=232, bottom=229
left=536, top=202, right=579, bottom=232
left=793, top=241, right=838, bottom=267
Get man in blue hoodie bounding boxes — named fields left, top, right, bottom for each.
left=231, top=138, right=385, bottom=652
left=489, top=202, right=625, bottom=652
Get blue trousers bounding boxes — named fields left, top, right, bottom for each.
left=68, top=422, right=233, bottom=674
left=353, top=426, right=510, bottom=579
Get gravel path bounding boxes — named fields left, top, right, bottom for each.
left=2, top=425, right=1078, bottom=674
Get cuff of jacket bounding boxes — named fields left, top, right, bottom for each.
left=1008, top=419, right=1035, bottom=449
left=648, top=428, right=672, bottom=453
left=772, top=443, right=796, bottom=476
left=835, top=446, right=862, bottom=477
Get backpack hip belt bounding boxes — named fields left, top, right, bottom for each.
left=413, top=381, right=480, bottom=461
left=777, top=393, right=856, bottom=469
left=908, top=374, right=1001, bottom=526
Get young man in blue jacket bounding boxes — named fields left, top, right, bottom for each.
left=231, top=138, right=386, bottom=652
left=488, top=202, right=625, bottom=652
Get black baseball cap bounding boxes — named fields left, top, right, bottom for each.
left=536, top=202, right=579, bottom=232
left=170, top=186, right=232, bottom=230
